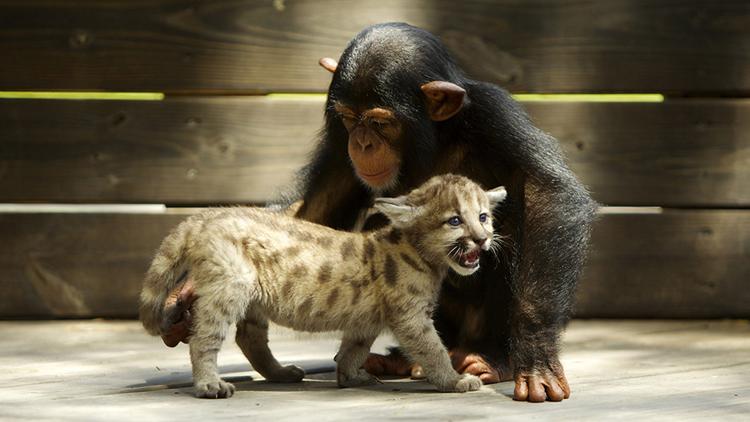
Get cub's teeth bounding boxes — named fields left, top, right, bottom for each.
left=461, top=255, right=479, bottom=267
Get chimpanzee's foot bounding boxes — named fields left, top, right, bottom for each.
left=363, top=351, right=413, bottom=377
left=363, top=349, right=510, bottom=385
left=449, top=350, right=511, bottom=384
left=513, top=360, right=570, bottom=402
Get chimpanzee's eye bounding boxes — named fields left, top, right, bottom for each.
left=479, top=213, right=488, bottom=223
left=341, top=116, right=357, bottom=130
left=370, top=119, right=391, bottom=131
left=447, top=216, right=462, bottom=226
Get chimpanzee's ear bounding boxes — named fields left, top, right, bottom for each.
left=373, top=196, right=420, bottom=228
left=486, top=186, right=507, bottom=208
left=420, top=81, right=467, bottom=121
left=319, top=57, right=338, bottom=73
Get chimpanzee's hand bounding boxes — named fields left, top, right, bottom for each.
left=160, top=277, right=196, bottom=347
left=512, top=359, right=570, bottom=402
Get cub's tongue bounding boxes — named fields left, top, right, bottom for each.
left=462, top=249, right=480, bottom=266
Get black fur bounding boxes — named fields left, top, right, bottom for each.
left=294, top=23, right=598, bottom=380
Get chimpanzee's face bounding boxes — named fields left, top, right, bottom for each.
left=334, top=102, right=403, bottom=190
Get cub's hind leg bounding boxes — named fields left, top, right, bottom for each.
left=188, top=245, right=255, bottom=398
left=335, top=330, right=380, bottom=388
left=190, top=298, right=241, bottom=398
left=236, top=313, right=305, bottom=383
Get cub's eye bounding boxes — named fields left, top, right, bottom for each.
left=479, top=213, right=488, bottom=223
left=447, top=216, right=462, bottom=226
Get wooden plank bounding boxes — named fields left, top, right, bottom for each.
left=0, top=212, right=185, bottom=317
left=1, top=0, right=750, bottom=94
left=579, top=210, right=750, bottom=318
left=1, top=210, right=748, bottom=318
left=0, top=97, right=322, bottom=204
left=534, top=99, right=750, bottom=207
left=1, top=97, right=749, bottom=207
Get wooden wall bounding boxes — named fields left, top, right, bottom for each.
left=0, top=0, right=748, bottom=318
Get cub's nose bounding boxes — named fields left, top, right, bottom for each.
left=474, top=237, right=488, bottom=249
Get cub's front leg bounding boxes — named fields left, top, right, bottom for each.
left=391, top=316, right=482, bottom=393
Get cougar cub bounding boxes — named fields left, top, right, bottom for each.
left=140, top=174, right=506, bottom=398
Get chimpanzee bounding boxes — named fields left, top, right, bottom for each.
left=160, top=23, right=597, bottom=402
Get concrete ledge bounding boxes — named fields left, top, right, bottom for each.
left=0, top=320, right=748, bottom=421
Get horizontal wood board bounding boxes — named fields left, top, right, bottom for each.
left=1, top=0, right=750, bottom=93
left=1, top=97, right=749, bottom=207
left=0, top=210, right=748, bottom=318
left=0, top=97, right=320, bottom=204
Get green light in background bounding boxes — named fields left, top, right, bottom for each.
left=512, top=93, right=664, bottom=102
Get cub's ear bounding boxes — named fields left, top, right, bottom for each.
left=420, top=81, right=467, bottom=121
left=319, top=57, right=338, bottom=73
left=486, top=186, right=507, bottom=208
left=373, top=196, right=419, bottom=227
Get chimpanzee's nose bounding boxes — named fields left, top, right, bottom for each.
left=358, top=139, right=372, bottom=151
left=354, top=131, right=372, bottom=151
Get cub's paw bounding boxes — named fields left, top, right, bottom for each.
left=337, top=369, right=382, bottom=388
left=266, top=365, right=305, bottom=383
left=194, top=379, right=235, bottom=399
left=455, top=373, right=483, bottom=392
left=437, top=374, right=482, bottom=393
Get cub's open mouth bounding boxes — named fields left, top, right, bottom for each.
left=453, top=248, right=481, bottom=269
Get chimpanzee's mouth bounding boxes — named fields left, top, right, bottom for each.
left=357, top=167, right=397, bottom=187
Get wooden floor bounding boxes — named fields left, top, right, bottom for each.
left=0, top=320, right=748, bottom=421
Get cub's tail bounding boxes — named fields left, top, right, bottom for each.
left=138, top=222, right=190, bottom=336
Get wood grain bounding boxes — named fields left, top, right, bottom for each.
left=1, top=211, right=748, bottom=318
left=0, top=213, right=185, bottom=317
left=579, top=210, right=750, bottom=318
left=0, top=97, right=322, bottom=204
left=1, top=97, right=749, bottom=207
left=534, top=99, right=750, bottom=207
left=1, top=0, right=749, bottom=94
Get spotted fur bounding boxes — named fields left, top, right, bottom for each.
left=139, top=174, right=505, bottom=398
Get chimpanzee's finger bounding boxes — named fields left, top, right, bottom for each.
left=513, top=374, right=529, bottom=401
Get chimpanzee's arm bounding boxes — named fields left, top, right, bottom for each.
left=510, top=174, right=596, bottom=401
left=473, top=83, right=598, bottom=401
